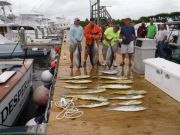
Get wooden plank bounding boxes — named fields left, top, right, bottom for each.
left=47, top=31, right=180, bottom=135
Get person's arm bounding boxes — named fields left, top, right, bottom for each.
left=132, top=27, right=135, bottom=39
left=70, top=26, right=77, bottom=45
left=84, top=26, right=92, bottom=39
left=79, top=27, right=84, bottom=42
left=95, top=26, right=101, bottom=41
left=120, top=27, right=126, bottom=40
left=153, top=26, right=157, bottom=38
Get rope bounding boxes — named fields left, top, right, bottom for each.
left=55, top=98, right=83, bottom=120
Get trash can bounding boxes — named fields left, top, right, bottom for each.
left=133, top=38, right=156, bottom=74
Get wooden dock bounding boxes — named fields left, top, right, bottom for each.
left=47, top=32, right=180, bottom=135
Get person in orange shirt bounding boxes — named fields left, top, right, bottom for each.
left=83, top=18, right=101, bottom=67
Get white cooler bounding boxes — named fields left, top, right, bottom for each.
left=144, top=58, right=180, bottom=102
left=133, top=38, right=156, bottom=74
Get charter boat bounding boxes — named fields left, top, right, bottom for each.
left=0, top=58, right=33, bottom=129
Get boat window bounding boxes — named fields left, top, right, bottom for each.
left=0, top=26, right=7, bottom=36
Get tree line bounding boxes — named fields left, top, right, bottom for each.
left=80, top=11, right=180, bottom=27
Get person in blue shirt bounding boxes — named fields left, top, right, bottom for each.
left=69, top=18, right=83, bottom=68
left=120, top=18, right=135, bottom=67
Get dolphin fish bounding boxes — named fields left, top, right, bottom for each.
left=74, top=44, right=81, bottom=68
left=89, top=40, right=99, bottom=67
left=106, top=46, right=114, bottom=69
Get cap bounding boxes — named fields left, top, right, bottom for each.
left=74, top=18, right=80, bottom=21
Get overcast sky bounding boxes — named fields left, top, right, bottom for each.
left=6, top=0, right=180, bottom=20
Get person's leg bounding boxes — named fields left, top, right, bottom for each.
left=120, top=44, right=127, bottom=66
left=127, top=42, right=134, bottom=67
left=159, top=43, right=166, bottom=58
left=112, top=45, right=118, bottom=67
left=128, top=53, right=132, bottom=67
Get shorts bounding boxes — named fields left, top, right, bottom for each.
left=85, top=45, right=93, bottom=55
left=102, top=44, right=118, bottom=56
left=69, top=44, right=82, bottom=53
left=121, top=41, right=134, bottom=54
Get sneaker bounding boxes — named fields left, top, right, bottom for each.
left=113, top=61, right=117, bottom=67
left=102, top=62, right=107, bottom=66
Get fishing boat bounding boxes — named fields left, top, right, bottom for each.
left=0, top=58, right=33, bottom=129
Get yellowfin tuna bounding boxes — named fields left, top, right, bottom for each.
left=112, top=90, right=147, bottom=95
left=69, top=88, right=106, bottom=94
left=72, top=75, right=90, bottom=79
left=76, top=102, right=109, bottom=108
left=99, top=70, right=119, bottom=75
left=112, top=100, right=143, bottom=106
left=100, top=84, right=131, bottom=89
left=66, top=95, right=108, bottom=102
left=109, top=95, right=144, bottom=100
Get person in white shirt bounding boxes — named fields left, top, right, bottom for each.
left=155, top=24, right=168, bottom=58
left=69, top=18, right=83, bottom=68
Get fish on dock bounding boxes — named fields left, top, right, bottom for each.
left=74, top=44, right=81, bottom=68
left=59, top=75, right=90, bottom=80
left=112, top=90, right=147, bottom=95
left=106, top=46, right=114, bottom=69
left=66, top=95, right=108, bottom=102
left=76, top=102, right=109, bottom=108
left=100, top=84, right=131, bottom=89
left=89, top=40, right=99, bottom=66
left=64, top=85, right=88, bottom=89
left=99, top=80, right=133, bottom=84
left=99, top=70, right=119, bottom=75
left=109, top=95, right=144, bottom=100
left=63, top=80, right=92, bottom=84
left=95, top=76, right=128, bottom=80
left=108, top=106, right=146, bottom=112
left=112, top=100, right=143, bottom=106
left=68, top=88, right=106, bottom=94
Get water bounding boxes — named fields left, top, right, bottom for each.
left=16, top=54, right=53, bottom=126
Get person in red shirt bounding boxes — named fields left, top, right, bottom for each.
left=137, top=22, right=147, bottom=38
left=83, top=18, right=101, bottom=67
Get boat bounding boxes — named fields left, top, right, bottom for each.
left=0, top=58, right=33, bottom=129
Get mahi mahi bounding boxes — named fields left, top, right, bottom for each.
left=59, top=75, right=90, bottom=80
left=112, top=100, right=143, bottom=106
left=69, top=88, right=106, bottom=94
left=99, top=70, right=119, bottom=75
left=95, top=76, right=128, bottom=80
left=63, top=80, right=92, bottom=84
left=76, top=102, right=109, bottom=108
left=106, top=46, right=114, bottom=69
left=109, top=95, right=144, bottom=100
left=108, top=106, right=146, bottom=112
left=100, top=84, right=131, bottom=89
left=112, top=90, right=147, bottom=95
left=64, top=85, right=88, bottom=89
left=66, top=95, right=108, bottom=102
left=100, top=80, right=133, bottom=84
left=89, top=40, right=99, bottom=66
left=74, top=44, right=81, bottom=68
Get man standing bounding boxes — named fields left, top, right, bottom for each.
left=120, top=18, right=135, bottom=67
left=137, top=22, right=147, bottom=38
left=102, top=25, right=120, bottom=66
left=147, top=19, right=157, bottom=39
left=155, top=24, right=168, bottom=58
left=83, top=18, right=101, bottom=67
left=69, top=18, right=83, bottom=68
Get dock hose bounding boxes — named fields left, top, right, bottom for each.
left=54, top=98, right=84, bottom=120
